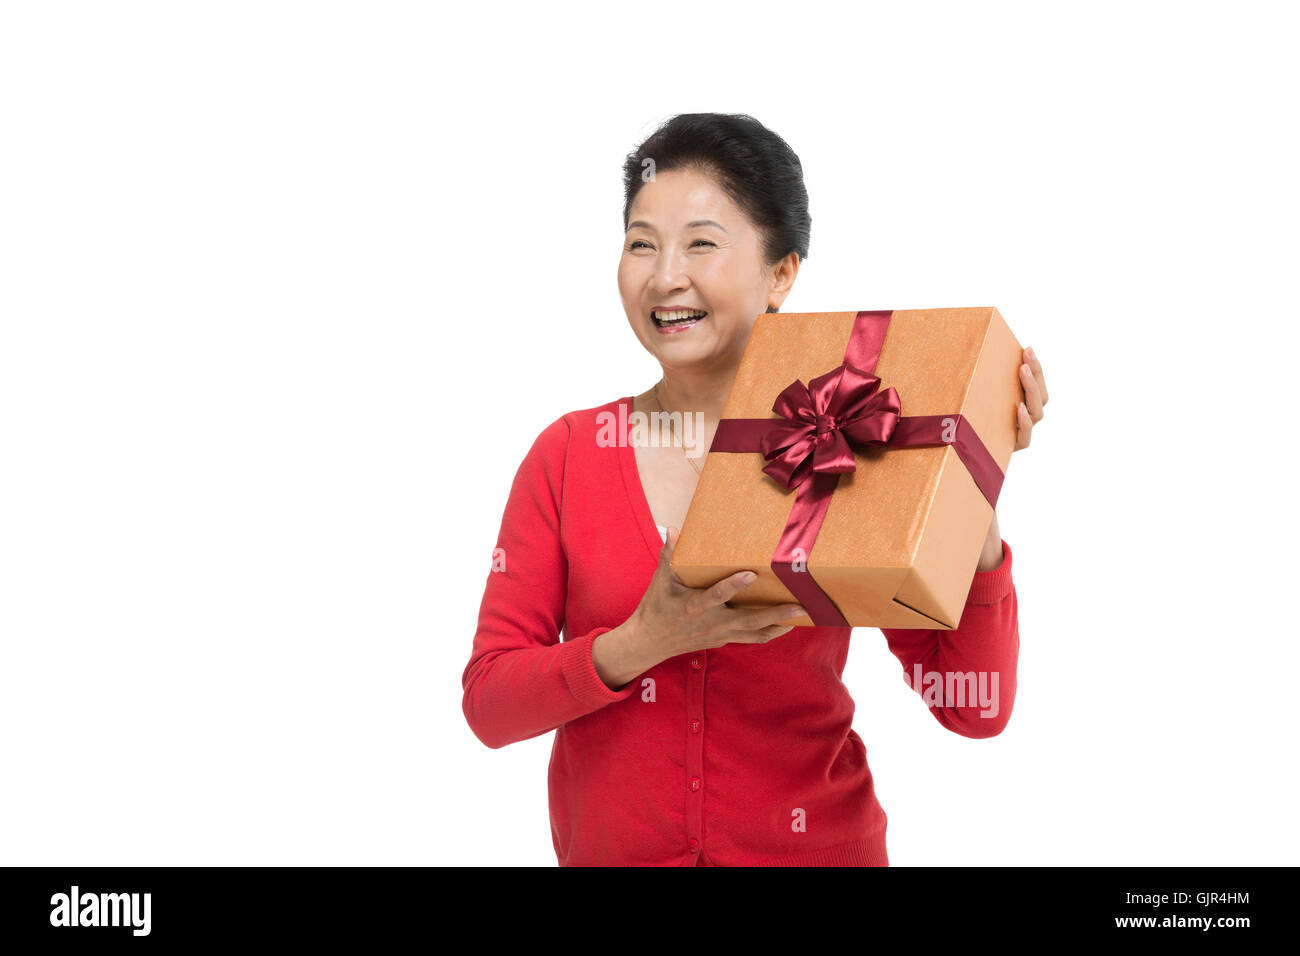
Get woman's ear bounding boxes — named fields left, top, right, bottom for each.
left=767, top=251, right=800, bottom=312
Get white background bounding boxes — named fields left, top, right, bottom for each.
left=2, top=1, right=1296, bottom=866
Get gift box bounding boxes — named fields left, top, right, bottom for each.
left=669, top=307, right=1022, bottom=629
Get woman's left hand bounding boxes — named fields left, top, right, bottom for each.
left=976, top=346, right=1047, bottom=571
left=1014, top=346, right=1048, bottom=450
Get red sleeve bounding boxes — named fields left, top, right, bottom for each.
left=461, top=415, right=640, bottom=750
left=879, top=539, right=1019, bottom=738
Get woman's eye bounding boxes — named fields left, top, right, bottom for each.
left=691, top=240, right=716, bottom=248
left=629, top=240, right=650, bottom=250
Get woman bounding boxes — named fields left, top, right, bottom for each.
left=462, top=113, right=1048, bottom=866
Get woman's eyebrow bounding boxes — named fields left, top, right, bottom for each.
left=626, top=219, right=729, bottom=232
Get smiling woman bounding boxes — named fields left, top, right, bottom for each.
left=463, top=113, right=1039, bottom=867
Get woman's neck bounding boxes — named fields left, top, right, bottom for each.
left=652, top=365, right=736, bottom=423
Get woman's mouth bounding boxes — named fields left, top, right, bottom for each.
left=652, top=308, right=707, bottom=334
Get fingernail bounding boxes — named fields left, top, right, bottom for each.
left=1021, top=363, right=1030, bottom=376
left=1026, top=347, right=1036, bottom=362
left=742, top=572, right=757, bottom=584
left=788, top=606, right=806, bottom=617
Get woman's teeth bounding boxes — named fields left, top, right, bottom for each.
left=653, top=309, right=707, bottom=327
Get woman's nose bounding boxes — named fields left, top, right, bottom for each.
left=650, top=253, right=690, bottom=293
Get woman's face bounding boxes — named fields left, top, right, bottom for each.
left=618, top=166, right=797, bottom=372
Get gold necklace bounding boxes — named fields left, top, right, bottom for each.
left=652, top=380, right=703, bottom=475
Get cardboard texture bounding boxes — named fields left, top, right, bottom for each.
left=669, top=307, right=1022, bottom=629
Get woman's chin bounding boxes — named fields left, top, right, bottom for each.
left=648, top=330, right=713, bottom=359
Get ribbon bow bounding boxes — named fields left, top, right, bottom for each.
left=757, top=362, right=902, bottom=489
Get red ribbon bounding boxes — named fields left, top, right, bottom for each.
left=709, top=310, right=1005, bottom=627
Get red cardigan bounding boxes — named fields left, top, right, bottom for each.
left=462, top=397, right=1019, bottom=866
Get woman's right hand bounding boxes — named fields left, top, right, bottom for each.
left=591, top=526, right=807, bottom=691
left=631, top=526, right=806, bottom=656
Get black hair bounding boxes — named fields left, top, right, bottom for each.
left=622, top=113, right=811, bottom=312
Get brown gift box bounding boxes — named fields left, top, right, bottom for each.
left=670, top=307, right=1022, bottom=630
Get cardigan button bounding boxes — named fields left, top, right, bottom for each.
left=688, top=838, right=700, bottom=853
left=689, top=719, right=700, bottom=733
left=691, top=655, right=704, bottom=670
left=689, top=776, right=701, bottom=791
